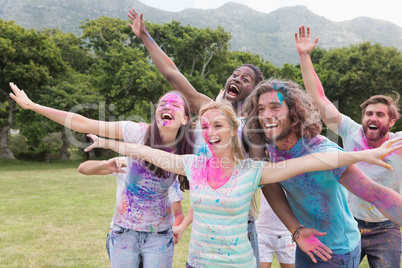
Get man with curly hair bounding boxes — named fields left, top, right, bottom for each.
left=242, top=78, right=402, bottom=266
left=296, top=25, right=402, bottom=268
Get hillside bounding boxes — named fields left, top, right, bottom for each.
left=1, top=0, right=401, bottom=66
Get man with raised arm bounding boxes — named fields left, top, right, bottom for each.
left=296, top=25, right=402, bottom=267
left=126, top=8, right=336, bottom=265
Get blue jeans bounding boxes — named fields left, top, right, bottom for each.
left=106, top=227, right=112, bottom=260
left=108, top=224, right=174, bottom=268
left=248, top=217, right=260, bottom=268
left=357, top=219, right=401, bottom=268
left=295, top=241, right=361, bottom=267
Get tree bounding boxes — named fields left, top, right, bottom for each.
left=316, top=42, right=402, bottom=130
left=0, top=19, right=66, bottom=158
left=81, top=16, right=167, bottom=122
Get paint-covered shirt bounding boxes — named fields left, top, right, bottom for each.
left=182, top=155, right=264, bottom=267
left=267, top=135, right=360, bottom=254
left=112, top=121, right=175, bottom=232
left=337, top=114, right=402, bottom=222
left=110, top=170, right=183, bottom=228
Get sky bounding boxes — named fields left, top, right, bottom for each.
left=140, top=0, right=402, bottom=27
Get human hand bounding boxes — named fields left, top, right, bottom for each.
left=363, top=137, right=402, bottom=170
left=9, top=82, right=36, bottom=110
left=172, top=224, right=186, bottom=245
left=215, top=89, right=225, bottom=102
left=295, top=25, right=319, bottom=56
left=295, top=227, right=332, bottom=263
left=127, top=8, right=147, bottom=39
left=84, top=134, right=106, bottom=152
left=106, top=157, right=127, bottom=173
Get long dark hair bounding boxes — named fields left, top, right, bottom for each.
left=143, top=92, right=194, bottom=191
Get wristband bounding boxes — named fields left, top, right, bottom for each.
left=292, top=225, right=305, bottom=243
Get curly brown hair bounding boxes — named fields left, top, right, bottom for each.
left=242, top=79, right=322, bottom=145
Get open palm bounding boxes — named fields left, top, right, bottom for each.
left=295, top=25, right=319, bottom=55
left=127, top=8, right=146, bottom=39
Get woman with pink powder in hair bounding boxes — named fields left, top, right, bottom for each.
left=83, top=100, right=402, bottom=268
left=9, top=82, right=193, bottom=268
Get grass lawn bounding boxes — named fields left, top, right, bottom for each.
left=0, top=159, right=392, bottom=267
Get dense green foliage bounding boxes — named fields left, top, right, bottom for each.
left=1, top=17, right=401, bottom=159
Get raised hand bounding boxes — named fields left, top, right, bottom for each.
left=295, top=25, right=319, bottom=55
left=9, top=82, right=36, bottom=110
left=127, top=8, right=147, bottom=39
left=295, top=227, right=332, bottom=263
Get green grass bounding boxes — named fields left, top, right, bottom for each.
left=0, top=160, right=387, bottom=267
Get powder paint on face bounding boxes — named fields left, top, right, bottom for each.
left=277, top=92, right=284, bottom=106
left=156, top=93, right=187, bottom=128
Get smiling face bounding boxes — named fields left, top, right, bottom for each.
left=362, top=103, right=395, bottom=143
left=223, top=66, right=256, bottom=103
left=155, top=93, right=188, bottom=129
left=200, top=108, right=233, bottom=156
left=257, top=91, right=294, bottom=144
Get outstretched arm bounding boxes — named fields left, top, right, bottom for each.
left=341, top=164, right=402, bottom=226
left=85, top=134, right=186, bottom=176
left=78, top=157, right=127, bottom=175
left=296, top=25, right=341, bottom=132
left=128, top=8, right=212, bottom=114
left=260, top=137, right=402, bottom=185
left=9, top=82, right=123, bottom=139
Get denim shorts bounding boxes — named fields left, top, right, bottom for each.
left=357, top=219, right=401, bottom=268
left=295, top=240, right=361, bottom=267
left=108, top=224, right=174, bottom=268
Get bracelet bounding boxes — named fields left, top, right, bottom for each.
left=292, top=225, right=305, bottom=243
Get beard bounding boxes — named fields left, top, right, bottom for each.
left=264, top=120, right=293, bottom=143
left=362, top=123, right=389, bottom=141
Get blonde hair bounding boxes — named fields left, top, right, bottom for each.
left=199, top=100, right=245, bottom=164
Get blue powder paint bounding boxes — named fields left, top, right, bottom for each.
left=234, top=237, right=238, bottom=246
left=277, top=92, right=284, bottom=106
left=216, top=199, right=219, bottom=202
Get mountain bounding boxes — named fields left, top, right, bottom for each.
left=1, top=0, right=401, bottom=66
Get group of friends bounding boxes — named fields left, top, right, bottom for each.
left=8, top=8, right=402, bottom=268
